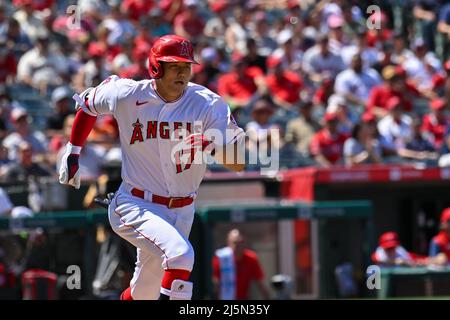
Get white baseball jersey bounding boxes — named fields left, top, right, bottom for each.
left=79, top=75, right=243, bottom=198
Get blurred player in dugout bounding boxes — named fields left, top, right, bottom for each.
left=212, top=229, right=270, bottom=300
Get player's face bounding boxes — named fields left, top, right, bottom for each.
left=161, top=62, right=192, bottom=93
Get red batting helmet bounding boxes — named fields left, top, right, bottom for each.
left=148, top=35, right=199, bottom=79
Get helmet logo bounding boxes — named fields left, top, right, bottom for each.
left=180, top=41, right=190, bottom=58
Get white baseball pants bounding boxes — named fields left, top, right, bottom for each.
left=108, top=183, right=195, bottom=300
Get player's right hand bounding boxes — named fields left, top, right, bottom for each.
left=59, top=142, right=81, bottom=189
left=185, top=133, right=215, bottom=154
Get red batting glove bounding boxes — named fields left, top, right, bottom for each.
left=185, top=134, right=215, bottom=155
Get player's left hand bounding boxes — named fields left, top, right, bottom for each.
left=184, top=133, right=215, bottom=155
left=59, top=142, right=81, bottom=189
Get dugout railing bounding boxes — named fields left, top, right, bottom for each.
left=0, top=200, right=373, bottom=299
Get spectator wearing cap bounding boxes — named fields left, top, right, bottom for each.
left=245, top=98, right=281, bottom=167
left=326, top=94, right=355, bottom=136
left=174, top=0, right=205, bottom=42
left=317, top=1, right=342, bottom=33
left=1, top=140, right=51, bottom=183
left=366, top=65, right=421, bottom=118
left=265, top=55, right=303, bottom=109
left=402, top=37, right=442, bottom=94
left=334, top=53, right=382, bottom=109
left=327, top=14, right=351, bottom=55
left=0, top=37, right=17, bottom=85
left=17, top=33, right=69, bottom=91
left=3, top=107, right=47, bottom=161
left=309, top=112, right=349, bottom=167
left=344, top=112, right=382, bottom=166
left=430, top=59, right=449, bottom=97
left=46, top=86, right=75, bottom=132
left=421, top=98, right=449, bottom=149
left=372, top=231, right=426, bottom=267
left=271, top=28, right=303, bottom=73
left=217, top=52, right=265, bottom=108
left=429, top=208, right=450, bottom=262
left=302, top=34, right=345, bottom=86
left=285, top=100, right=321, bottom=156
left=377, top=97, right=413, bottom=156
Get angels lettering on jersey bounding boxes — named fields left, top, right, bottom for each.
left=129, top=119, right=205, bottom=174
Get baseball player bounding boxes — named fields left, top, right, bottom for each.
left=59, top=35, right=246, bottom=300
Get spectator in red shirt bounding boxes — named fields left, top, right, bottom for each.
left=173, top=0, right=205, bottom=42
left=217, top=52, right=265, bottom=108
left=422, top=98, right=449, bottom=149
left=13, top=0, right=54, bottom=11
left=213, top=229, right=270, bottom=300
left=265, top=55, right=303, bottom=109
left=134, top=19, right=154, bottom=50
left=365, top=11, right=393, bottom=49
left=313, top=75, right=335, bottom=108
left=0, top=39, right=17, bottom=84
left=121, top=0, right=154, bottom=22
left=159, top=0, right=184, bottom=24
left=310, top=112, right=349, bottom=167
left=366, top=65, right=421, bottom=118
left=435, top=60, right=450, bottom=103
left=119, top=44, right=150, bottom=80
left=89, top=25, right=122, bottom=64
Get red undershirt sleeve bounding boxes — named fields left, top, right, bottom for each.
left=69, top=109, right=97, bottom=147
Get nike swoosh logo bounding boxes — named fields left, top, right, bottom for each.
left=136, top=100, right=148, bottom=106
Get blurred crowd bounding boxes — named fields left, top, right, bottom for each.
left=0, top=0, right=449, bottom=182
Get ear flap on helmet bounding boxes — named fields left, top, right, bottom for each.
left=149, top=53, right=163, bottom=79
